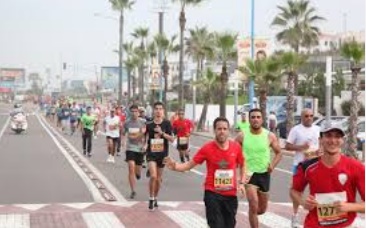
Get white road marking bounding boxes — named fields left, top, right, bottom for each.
left=0, top=214, right=30, bottom=228
left=0, top=117, right=10, bottom=142
left=242, top=211, right=300, bottom=228
left=38, top=114, right=127, bottom=202
left=82, top=212, right=125, bottom=228
left=63, top=203, right=94, bottom=210
left=163, top=210, right=207, bottom=228
left=14, top=204, right=46, bottom=211
left=36, top=114, right=105, bottom=202
left=274, top=167, right=293, bottom=175
left=190, top=169, right=205, bottom=176
left=352, top=217, right=365, bottom=228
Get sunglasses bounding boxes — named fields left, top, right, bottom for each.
left=305, top=115, right=314, bottom=118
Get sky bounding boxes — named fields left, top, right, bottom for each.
left=0, top=0, right=364, bottom=81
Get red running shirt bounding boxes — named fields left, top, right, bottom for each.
left=193, top=140, right=244, bottom=196
left=172, top=119, right=194, bottom=137
left=292, top=155, right=365, bottom=228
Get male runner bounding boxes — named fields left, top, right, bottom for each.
left=235, top=112, right=249, bottom=132
left=286, top=108, right=320, bottom=227
left=144, top=101, right=174, bottom=211
left=103, top=109, right=121, bottom=163
left=116, top=106, right=127, bottom=156
left=172, top=109, right=194, bottom=163
left=235, top=108, right=282, bottom=228
left=291, top=122, right=365, bottom=227
left=80, top=106, right=96, bottom=157
left=165, top=117, right=246, bottom=228
left=123, top=105, right=146, bottom=199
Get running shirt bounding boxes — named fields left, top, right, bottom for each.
left=124, top=118, right=146, bottom=152
left=70, top=106, right=79, bottom=122
left=81, top=114, right=96, bottom=131
left=172, top=119, right=194, bottom=137
left=104, top=116, right=120, bottom=138
left=287, top=124, right=320, bottom=165
left=146, top=120, right=172, bottom=156
left=193, top=140, right=244, bottom=197
left=292, top=155, right=365, bottom=228
left=61, top=107, right=71, bottom=120
left=243, top=128, right=270, bottom=174
left=235, top=121, right=249, bottom=132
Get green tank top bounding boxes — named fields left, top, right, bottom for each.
left=243, top=128, right=270, bottom=173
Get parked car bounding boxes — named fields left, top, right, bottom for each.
left=313, top=116, right=348, bottom=128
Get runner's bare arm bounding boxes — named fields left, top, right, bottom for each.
left=269, top=132, right=282, bottom=172
left=334, top=201, right=365, bottom=213
left=164, top=157, right=197, bottom=172
left=234, top=132, right=244, bottom=146
left=161, top=132, right=174, bottom=143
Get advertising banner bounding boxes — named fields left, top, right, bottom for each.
left=0, top=68, right=26, bottom=87
left=101, top=67, right=127, bottom=92
left=237, top=38, right=270, bottom=68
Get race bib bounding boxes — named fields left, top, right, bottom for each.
left=64, top=111, right=69, bottom=115
left=179, top=137, right=189, bottom=145
left=108, top=123, right=118, bottom=131
left=128, top=128, right=140, bottom=139
left=151, top=138, right=164, bottom=152
left=315, top=192, right=348, bottom=226
left=214, top=169, right=234, bottom=191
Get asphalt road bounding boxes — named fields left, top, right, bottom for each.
left=0, top=103, right=93, bottom=204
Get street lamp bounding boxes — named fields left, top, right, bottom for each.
left=248, top=0, right=256, bottom=109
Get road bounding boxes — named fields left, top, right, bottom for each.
left=0, top=102, right=363, bottom=228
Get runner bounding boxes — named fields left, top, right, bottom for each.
left=235, top=108, right=282, bottom=228
left=103, top=108, right=121, bottom=163
left=69, top=102, right=80, bottom=136
left=164, top=117, right=246, bottom=228
left=172, top=109, right=194, bottom=163
left=267, top=111, right=278, bottom=133
left=116, top=106, right=127, bottom=156
left=80, top=106, right=96, bottom=157
left=235, top=112, right=249, bottom=132
left=60, top=103, right=71, bottom=133
left=144, top=101, right=174, bottom=211
left=285, top=108, right=320, bottom=228
left=291, top=122, right=365, bottom=227
left=123, top=104, right=146, bottom=199
left=92, top=103, right=101, bottom=139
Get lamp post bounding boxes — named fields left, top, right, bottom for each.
left=248, top=0, right=255, bottom=109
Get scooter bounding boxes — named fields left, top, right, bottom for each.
left=10, top=113, right=28, bottom=134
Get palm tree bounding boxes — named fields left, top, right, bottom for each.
left=239, top=56, right=281, bottom=127
left=108, top=0, right=135, bottom=105
left=271, top=0, right=324, bottom=95
left=341, top=40, right=365, bottom=158
left=214, top=32, right=237, bottom=118
left=194, top=68, right=219, bottom=131
left=131, top=27, right=149, bottom=105
left=185, top=26, right=214, bottom=80
left=279, top=52, right=307, bottom=136
left=171, top=0, right=206, bottom=107
left=123, top=41, right=135, bottom=103
left=153, top=34, right=180, bottom=107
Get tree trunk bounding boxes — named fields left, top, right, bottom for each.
left=286, top=72, right=296, bottom=137
left=118, top=10, right=124, bottom=106
left=132, top=73, right=136, bottom=99
left=197, top=101, right=209, bottom=131
left=259, top=88, right=267, bottom=128
left=219, top=64, right=228, bottom=117
left=346, top=67, right=360, bottom=158
left=127, top=69, right=131, bottom=104
left=178, top=9, right=186, bottom=108
left=163, top=58, right=168, bottom=117
left=138, top=65, right=144, bottom=105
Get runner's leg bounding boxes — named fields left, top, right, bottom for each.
left=148, top=161, right=158, bottom=210
left=246, top=185, right=260, bottom=228
left=128, top=159, right=137, bottom=197
left=257, top=191, right=269, bottom=214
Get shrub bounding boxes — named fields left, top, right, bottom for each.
left=341, top=100, right=365, bottom=116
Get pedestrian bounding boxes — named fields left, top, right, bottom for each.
left=172, top=109, right=194, bottom=163
left=165, top=117, right=246, bottom=228
left=103, top=108, right=121, bottom=163
left=235, top=108, right=282, bottom=228
left=115, top=106, right=127, bottom=156
left=80, top=106, right=96, bottom=157
left=144, top=101, right=174, bottom=211
left=285, top=108, right=320, bottom=228
left=267, top=111, right=278, bottom=133
left=123, top=104, right=146, bottom=199
left=291, top=122, right=365, bottom=227
left=235, top=112, right=249, bottom=133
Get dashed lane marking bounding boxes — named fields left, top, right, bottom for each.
left=163, top=210, right=207, bottom=228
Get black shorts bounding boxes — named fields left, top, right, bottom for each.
left=146, top=152, right=167, bottom=168
left=204, top=190, right=238, bottom=228
left=177, top=137, right=189, bottom=150
left=246, top=172, right=270, bottom=193
left=125, top=151, right=144, bottom=166
left=106, top=136, right=119, bottom=143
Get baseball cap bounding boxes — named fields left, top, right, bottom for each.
left=320, top=122, right=345, bottom=137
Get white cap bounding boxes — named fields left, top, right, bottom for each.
left=320, top=122, right=345, bottom=137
